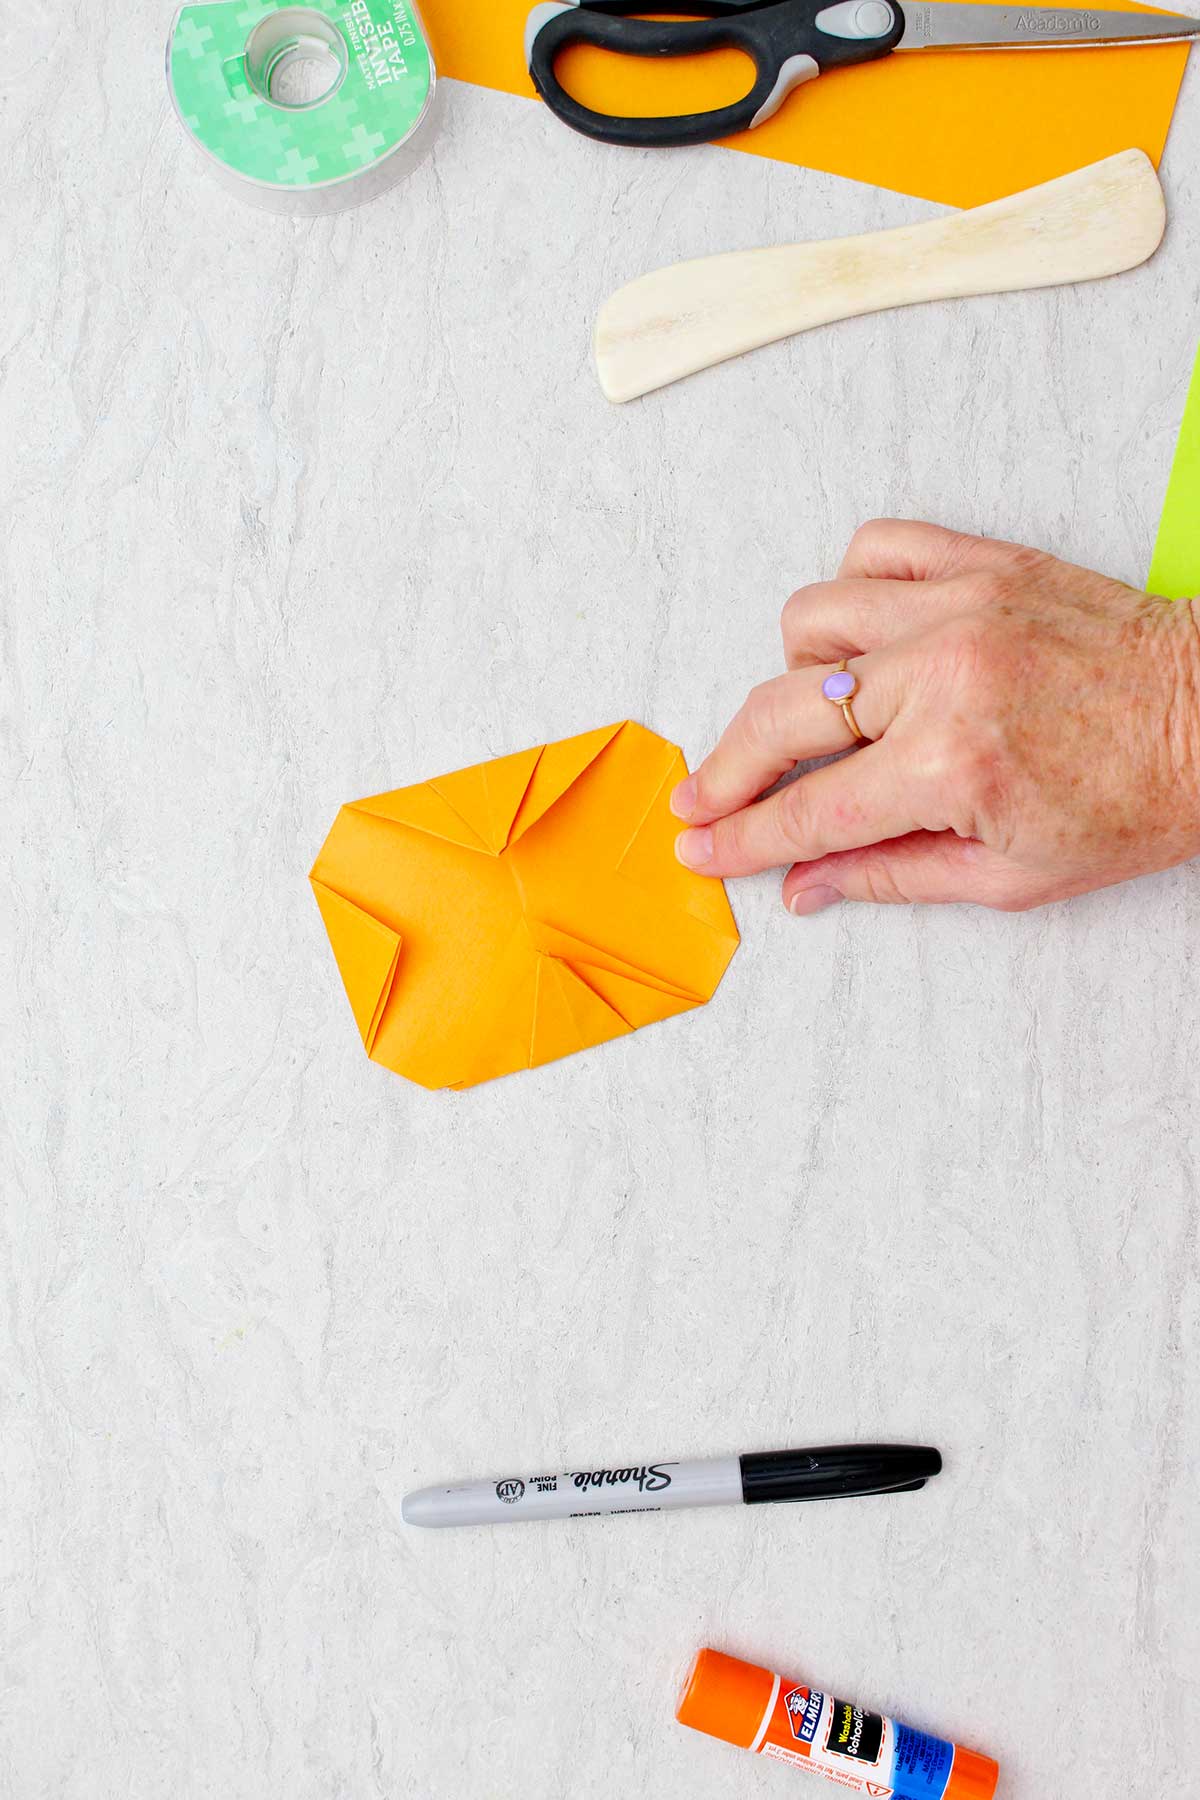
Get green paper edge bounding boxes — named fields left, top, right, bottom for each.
left=1148, top=340, right=1200, bottom=602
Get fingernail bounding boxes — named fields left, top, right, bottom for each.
left=670, top=776, right=697, bottom=820
left=675, top=826, right=714, bottom=870
left=788, top=884, right=841, bottom=916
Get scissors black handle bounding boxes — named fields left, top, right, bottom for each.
left=526, top=0, right=905, bottom=149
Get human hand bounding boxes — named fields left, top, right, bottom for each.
left=672, top=521, right=1200, bottom=913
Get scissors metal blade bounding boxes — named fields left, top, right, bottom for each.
left=896, top=1, right=1200, bottom=49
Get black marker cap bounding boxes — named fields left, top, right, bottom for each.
left=739, top=1443, right=942, bottom=1506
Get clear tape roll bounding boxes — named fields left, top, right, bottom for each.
left=167, top=0, right=438, bottom=215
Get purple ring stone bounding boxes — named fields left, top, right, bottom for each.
left=822, top=669, right=857, bottom=702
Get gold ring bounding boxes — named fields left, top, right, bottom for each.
left=821, top=659, right=866, bottom=742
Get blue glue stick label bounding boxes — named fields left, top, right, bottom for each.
left=759, top=1684, right=956, bottom=1797
left=890, top=1720, right=955, bottom=1798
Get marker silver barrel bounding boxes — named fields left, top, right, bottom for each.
left=401, top=1445, right=941, bottom=1528
left=402, top=1456, right=741, bottom=1527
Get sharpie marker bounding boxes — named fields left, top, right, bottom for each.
left=401, top=1443, right=941, bottom=1528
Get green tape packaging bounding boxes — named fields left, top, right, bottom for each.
left=167, top=0, right=437, bottom=213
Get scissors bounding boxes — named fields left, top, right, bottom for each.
left=524, top=0, right=1200, bottom=147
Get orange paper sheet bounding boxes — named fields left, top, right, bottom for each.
left=311, top=721, right=739, bottom=1091
left=425, top=0, right=1190, bottom=207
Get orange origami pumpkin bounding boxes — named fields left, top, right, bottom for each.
left=310, top=721, right=739, bottom=1090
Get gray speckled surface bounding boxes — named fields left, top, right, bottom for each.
left=3, top=11, right=1199, bottom=1796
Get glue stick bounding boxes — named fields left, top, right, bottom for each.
left=677, top=1648, right=998, bottom=1799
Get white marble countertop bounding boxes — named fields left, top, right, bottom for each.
left=3, top=9, right=1199, bottom=1796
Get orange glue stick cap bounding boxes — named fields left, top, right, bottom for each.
left=945, top=1746, right=1001, bottom=1800
left=676, top=1648, right=776, bottom=1748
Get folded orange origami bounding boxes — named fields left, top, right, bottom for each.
left=310, top=721, right=739, bottom=1090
